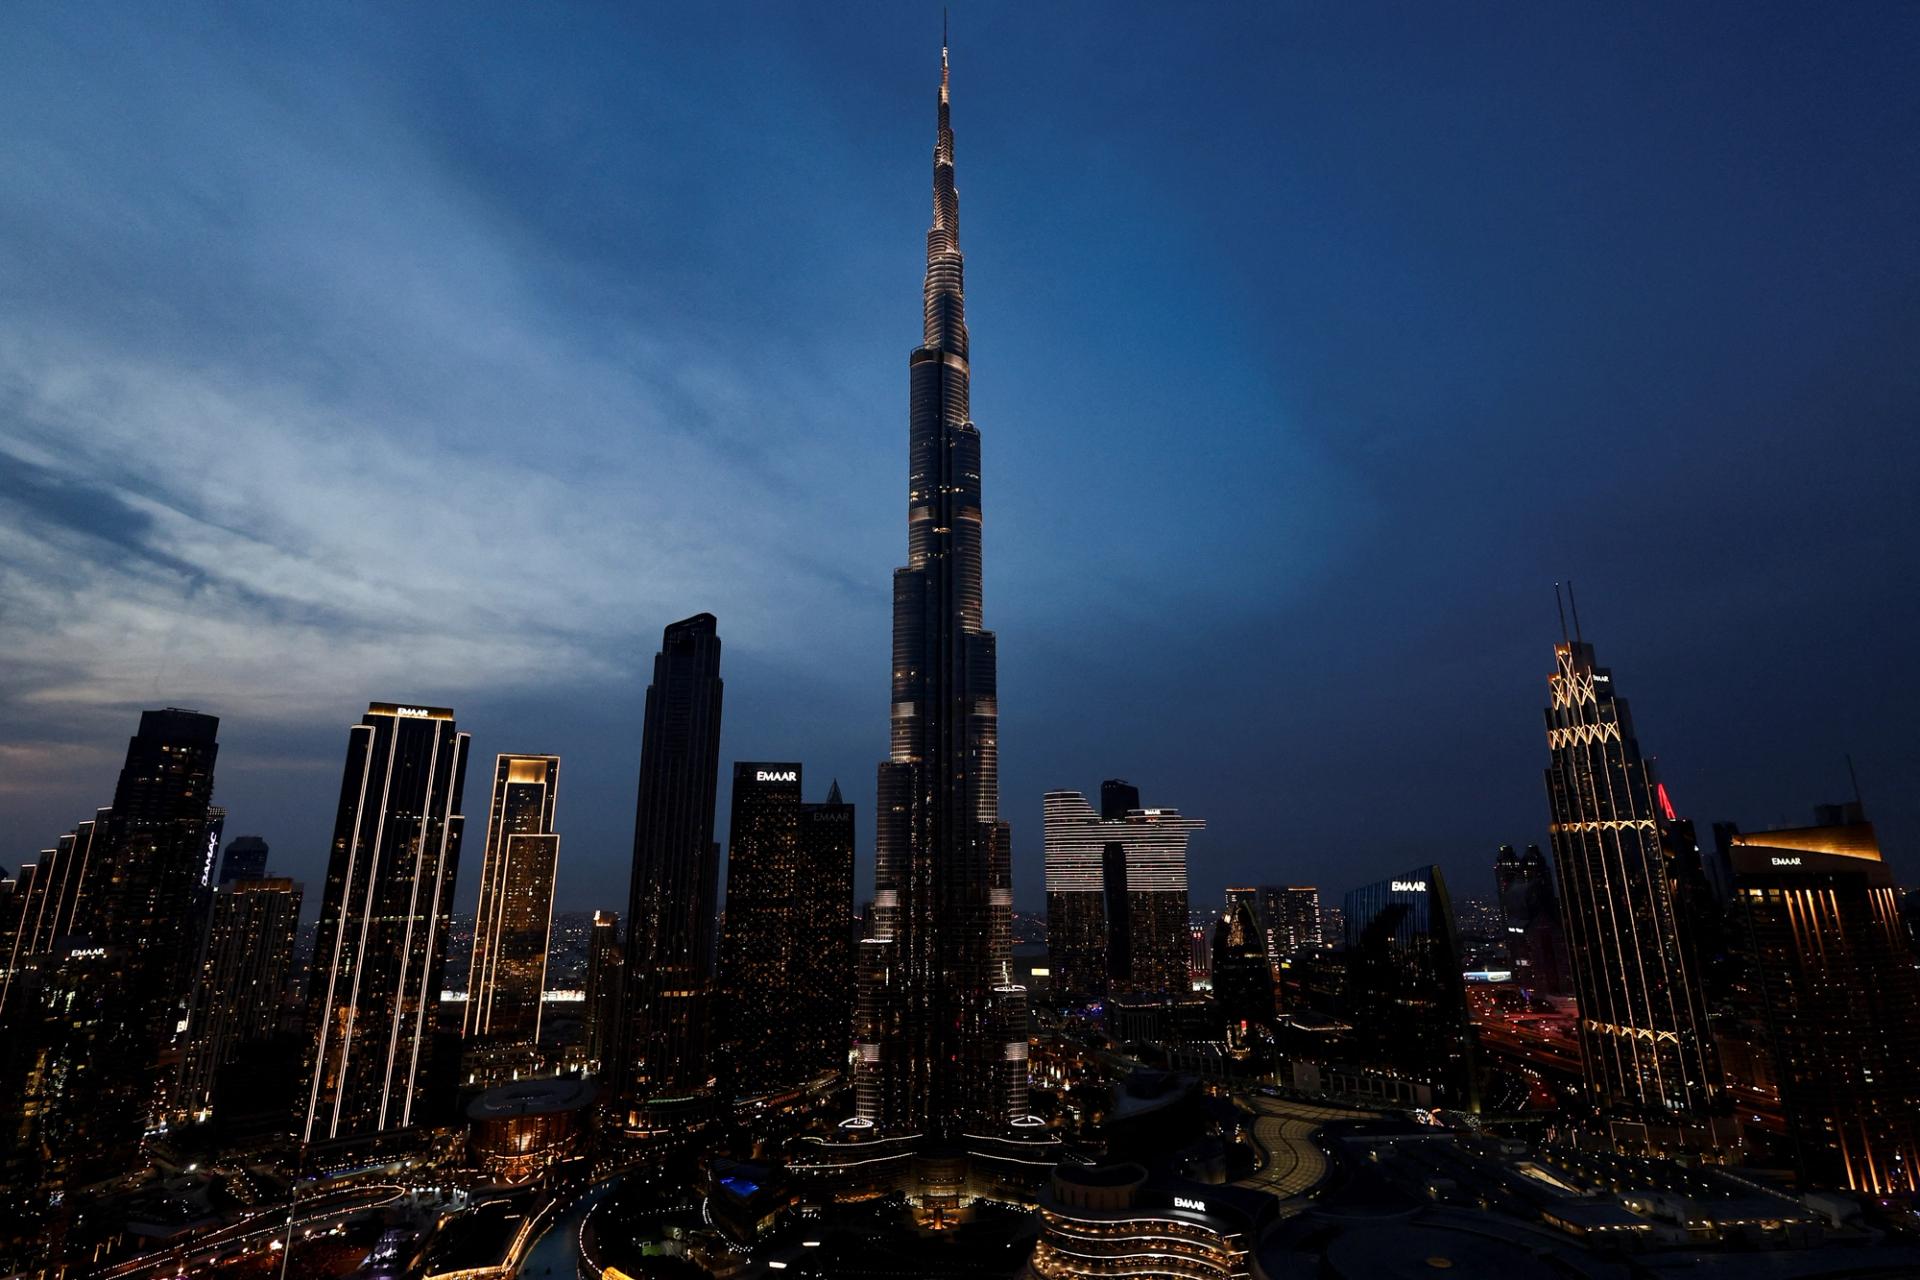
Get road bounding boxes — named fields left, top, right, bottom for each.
left=1233, top=1096, right=1367, bottom=1201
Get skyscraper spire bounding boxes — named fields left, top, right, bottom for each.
left=863, top=28, right=1022, bottom=1138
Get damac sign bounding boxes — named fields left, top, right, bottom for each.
left=756, top=770, right=798, bottom=783
left=1391, top=880, right=1428, bottom=893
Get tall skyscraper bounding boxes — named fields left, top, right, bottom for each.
left=719, top=765, right=857, bottom=1096
left=302, top=702, right=469, bottom=1144
left=1342, top=867, right=1477, bottom=1108
left=1492, top=843, right=1568, bottom=993
left=464, top=754, right=561, bottom=1047
left=1729, top=808, right=1920, bottom=1196
left=863, top=36, right=1022, bottom=1136
left=619, top=614, right=725, bottom=1130
left=0, top=708, right=222, bottom=1253
left=583, top=910, right=624, bottom=1076
left=218, top=835, right=270, bottom=885
left=1542, top=636, right=1722, bottom=1140
left=175, top=876, right=301, bottom=1119
left=1044, top=788, right=1205, bottom=1004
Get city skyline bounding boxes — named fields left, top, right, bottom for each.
left=3, top=5, right=1918, bottom=920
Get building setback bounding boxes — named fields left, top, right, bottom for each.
left=1730, top=808, right=1920, bottom=1196
left=1542, top=635, right=1722, bottom=1144
left=719, top=764, right=856, bottom=1096
left=619, top=614, right=725, bottom=1130
left=302, top=702, right=469, bottom=1143
left=464, top=754, right=561, bottom=1047
left=861, top=37, right=1022, bottom=1136
left=1044, top=787, right=1204, bottom=1004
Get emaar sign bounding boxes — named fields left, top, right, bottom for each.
left=1391, top=879, right=1428, bottom=894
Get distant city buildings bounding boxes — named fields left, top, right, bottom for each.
left=1542, top=636, right=1723, bottom=1147
left=1341, top=866, right=1476, bottom=1108
left=301, top=702, right=469, bottom=1143
left=464, top=754, right=561, bottom=1048
left=1493, top=843, right=1568, bottom=992
left=619, top=614, right=725, bottom=1130
left=718, top=764, right=856, bottom=1096
left=1043, top=785, right=1205, bottom=1004
left=1730, top=806, right=1920, bottom=1196
left=1260, top=885, right=1323, bottom=967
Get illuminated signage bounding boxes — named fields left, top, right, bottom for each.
left=756, top=769, right=798, bottom=783
left=1173, top=1196, right=1207, bottom=1212
left=200, top=829, right=219, bottom=887
left=395, top=705, right=431, bottom=718
left=1391, top=880, right=1427, bottom=893
left=1770, top=857, right=1802, bottom=867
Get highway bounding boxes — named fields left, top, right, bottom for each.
left=93, top=1184, right=409, bottom=1280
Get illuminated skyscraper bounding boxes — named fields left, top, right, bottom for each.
left=302, top=703, right=469, bottom=1143
left=1211, top=893, right=1274, bottom=1041
left=1044, top=788, right=1204, bottom=1003
left=464, top=755, right=561, bottom=1046
left=1259, top=885, right=1322, bottom=967
left=864, top=35, right=1022, bottom=1135
left=176, top=876, right=301, bottom=1119
left=0, top=708, right=222, bottom=1250
left=1542, top=636, right=1722, bottom=1136
left=719, top=765, right=857, bottom=1096
left=1730, top=808, right=1920, bottom=1195
left=619, top=614, right=724, bottom=1129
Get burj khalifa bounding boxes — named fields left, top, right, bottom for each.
left=858, top=35, right=1025, bottom=1137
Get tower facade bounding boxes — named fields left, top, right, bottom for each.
left=865, top=38, right=1021, bottom=1136
left=464, top=754, right=561, bottom=1047
left=1260, top=885, right=1323, bottom=967
left=1543, top=640, right=1721, bottom=1128
left=176, top=876, right=301, bottom=1119
left=1043, top=789, right=1204, bottom=1004
left=619, top=613, right=725, bottom=1128
left=583, top=910, right=624, bottom=1076
left=1730, top=812, right=1920, bottom=1196
left=1342, top=866, right=1477, bottom=1108
left=302, top=702, right=469, bottom=1143
left=719, top=765, right=857, bottom=1096
left=218, top=835, right=270, bottom=885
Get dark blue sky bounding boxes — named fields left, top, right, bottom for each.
left=3, top=3, right=1916, bottom=917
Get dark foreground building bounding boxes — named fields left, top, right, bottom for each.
left=619, top=613, right=725, bottom=1131
left=719, top=764, right=856, bottom=1096
left=1342, top=866, right=1477, bottom=1108
left=1730, top=807, right=1920, bottom=1196
left=302, top=702, right=470, bottom=1144
left=861, top=38, right=1024, bottom=1136
left=175, top=875, right=302, bottom=1121
left=0, top=708, right=223, bottom=1263
left=1542, top=634, right=1724, bottom=1149
left=1494, top=842, right=1569, bottom=993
